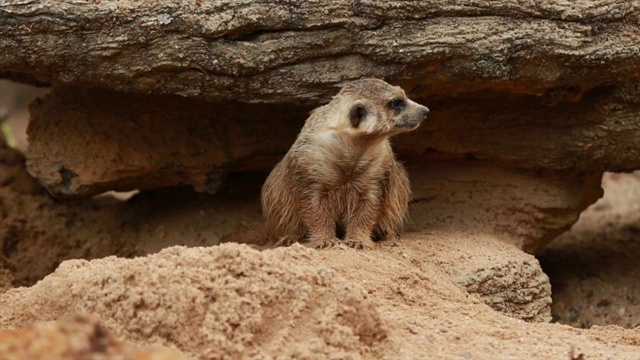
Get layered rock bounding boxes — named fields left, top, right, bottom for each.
left=1, top=1, right=639, bottom=103
left=25, top=84, right=640, bottom=199
left=25, top=87, right=306, bottom=197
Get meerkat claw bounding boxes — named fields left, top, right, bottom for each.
left=307, top=237, right=342, bottom=250
left=273, top=235, right=300, bottom=247
left=343, top=238, right=375, bottom=250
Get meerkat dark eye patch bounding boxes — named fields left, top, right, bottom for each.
left=349, top=103, right=367, bottom=128
left=389, top=98, right=406, bottom=111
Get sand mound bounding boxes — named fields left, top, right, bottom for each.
left=0, top=314, right=182, bottom=360
left=0, top=244, right=386, bottom=359
left=2, top=236, right=639, bottom=359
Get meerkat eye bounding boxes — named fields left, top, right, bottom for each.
left=389, top=98, right=406, bottom=111
left=349, top=104, right=367, bottom=128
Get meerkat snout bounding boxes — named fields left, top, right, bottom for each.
left=391, top=98, right=430, bottom=131
left=417, top=103, right=430, bottom=118
left=261, top=78, right=428, bottom=249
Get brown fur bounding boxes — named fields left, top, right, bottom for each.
left=261, top=78, right=429, bottom=249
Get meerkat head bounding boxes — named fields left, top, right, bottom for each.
left=327, top=78, right=430, bottom=137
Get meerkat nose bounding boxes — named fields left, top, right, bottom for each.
left=421, top=106, right=430, bottom=117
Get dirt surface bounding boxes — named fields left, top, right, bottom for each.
left=1, top=236, right=639, bottom=359
left=0, top=314, right=182, bottom=360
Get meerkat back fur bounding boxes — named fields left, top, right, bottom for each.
left=261, top=78, right=430, bottom=249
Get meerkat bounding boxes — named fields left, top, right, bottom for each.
left=261, top=78, right=429, bottom=249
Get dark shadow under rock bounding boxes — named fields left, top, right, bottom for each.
left=539, top=172, right=640, bottom=329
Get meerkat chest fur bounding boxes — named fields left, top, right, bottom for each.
left=294, top=130, right=391, bottom=198
left=290, top=131, right=391, bottom=221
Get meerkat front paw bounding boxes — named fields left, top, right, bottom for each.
left=343, top=236, right=375, bottom=250
left=306, top=237, right=342, bottom=249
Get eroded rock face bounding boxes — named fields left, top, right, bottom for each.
left=25, top=84, right=640, bottom=199
left=408, top=161, right=603, bottom=253
left=405, top=84, right=640, bottom=174
left=1, top=1, right=639, bottom=103
left=24, top=82, right=623, bottom=253
left=25, top=87, right=306, bottom=197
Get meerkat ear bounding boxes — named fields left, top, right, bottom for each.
left=349, top=102, right=370, bottom=128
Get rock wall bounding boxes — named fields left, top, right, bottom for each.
left=408, top=161, right=603, bottom=253
left=1, top=1, right=639, bottom=102
left=24, top=84, right=640, bottom=199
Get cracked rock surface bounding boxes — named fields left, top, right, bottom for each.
left=1, top=0, right=639, bottom=102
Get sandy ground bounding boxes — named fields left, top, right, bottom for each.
left=0, top=82, right=639, bottom=359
